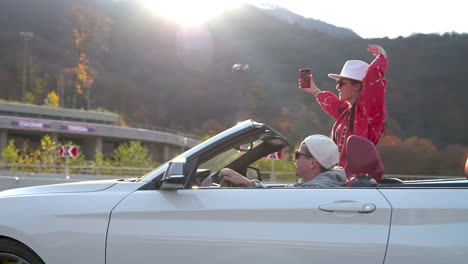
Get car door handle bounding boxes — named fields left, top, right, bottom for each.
left=319, top=202, right=376, bottom=213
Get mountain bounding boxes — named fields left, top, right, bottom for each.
left=255, top=3, right=360, bottom=39
left=0, top=0, right=467, bottom=151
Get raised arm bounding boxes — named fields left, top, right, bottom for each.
left=360, top=45, right=388, bottom=113
left=299, top=72, right=348, bottom=120
left=355, top=45, right=388, bottom=143
left=367, top=44, right=387, bottom=58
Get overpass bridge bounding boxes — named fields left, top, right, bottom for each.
left=0, top=102, right=199, bottom=163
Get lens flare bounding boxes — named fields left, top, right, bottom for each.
left=140, top=0, right=241, bottom=26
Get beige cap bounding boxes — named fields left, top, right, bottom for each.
left=302, top=135, right=339, bottom=169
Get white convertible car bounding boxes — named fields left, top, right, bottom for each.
left=1, top=120, right=467, bottom=264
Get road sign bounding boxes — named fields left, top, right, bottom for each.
left=59, top=145, right=79, bottom=157
left=265, top=151, right=282, bottom=160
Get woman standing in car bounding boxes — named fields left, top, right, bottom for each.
left=300, top=45, right=388, bottom=179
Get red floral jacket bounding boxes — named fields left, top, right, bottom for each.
left=316, top=55, right=388, bottom=178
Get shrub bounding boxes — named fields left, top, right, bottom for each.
left=1, top=139, right=19, bottom=164
left=111, top=141, right=154, bottom=168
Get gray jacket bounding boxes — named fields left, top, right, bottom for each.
left=253, top=167, right=347, bottom=188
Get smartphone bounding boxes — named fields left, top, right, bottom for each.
left=299, top=68, right=311, bottom=88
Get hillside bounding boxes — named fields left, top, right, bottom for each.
left=0, top=0, right=467, bottom=151
left=257, top=4, right=360, bottom=38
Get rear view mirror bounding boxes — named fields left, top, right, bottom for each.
left=236, top=142, right=253, bottom=151
left=161, top=160, right=186, bottom=190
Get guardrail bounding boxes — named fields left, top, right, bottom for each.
left=0, top=164, right=463, bottom=181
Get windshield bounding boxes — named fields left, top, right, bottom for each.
left=137, top=120, right=261, bottom=182
left=199, top=139, right=263, bottom=177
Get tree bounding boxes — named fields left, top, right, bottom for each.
left=112, top=141, right=154, bottom=168
left=94, top=150, right=109, bottom=167
left=74, top=52, right=94, bottom=106
left=44, top=91, right=60, bottom=107
left=1, top=140, right=19, bottom=164
left=35, top=135, right=60, bottom=171
left=378, top=136, right=440, bottom=175
left=437, top=144, right=468, bottom=175
left=15, top=56, right=50, bottom=104
left=27, top=57, right=49, bottom=104
left=69, top=6, right=112, bottom=109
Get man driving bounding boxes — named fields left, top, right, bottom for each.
left=220, top=135, right=347, bottom=188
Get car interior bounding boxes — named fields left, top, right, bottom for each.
left=161, top=132, right=468, bottom=189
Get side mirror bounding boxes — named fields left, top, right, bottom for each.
left=161, top=160, right=186, bottom=190
left=246, top=166, right=262, bottom=182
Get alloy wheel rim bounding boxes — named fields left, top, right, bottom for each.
left=0, top=253, right=31, bottom=264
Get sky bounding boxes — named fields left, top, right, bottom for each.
left=138, top=0, right=468, bottom=39
left=249, top=0, right=468, bottom=38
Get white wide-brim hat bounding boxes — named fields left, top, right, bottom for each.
left=328, top=60, right=369, bottom=81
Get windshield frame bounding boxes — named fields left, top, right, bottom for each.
left=197, top=138, right=264, bottom=179
left=139, top=120, right=264, bottom=182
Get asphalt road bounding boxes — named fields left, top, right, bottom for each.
left=0, top=173, right=129, bottom=191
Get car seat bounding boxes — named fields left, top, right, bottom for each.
left=345, top=135, right=384, bottom=187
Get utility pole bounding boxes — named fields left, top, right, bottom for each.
left=232, top=64, right=250, bottom=120
left=57, top=71, right=64, bottom=107
left=20, top=32, right=34, bottom=102
left=179, top=137, right=188, bottom=153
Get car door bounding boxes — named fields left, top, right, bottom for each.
left=106, top=187, right=391, bottom=264
left=379, top=187, right=468, bottom=264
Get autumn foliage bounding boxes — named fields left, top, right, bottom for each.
left=70, top=6, right=111, bottom=109
left=377, top=135, right=467, bottom=176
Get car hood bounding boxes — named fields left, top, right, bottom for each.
left=0, top=179, right=119, bottom=197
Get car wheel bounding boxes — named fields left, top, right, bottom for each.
left=0, top=239, right=44, bottom=264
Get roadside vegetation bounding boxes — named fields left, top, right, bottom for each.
left=1, top=132, right=466, bottom=178
left=0, top=136, right=156, bottom=176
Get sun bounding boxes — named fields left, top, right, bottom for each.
left=140, top=0, right=242, bottom=26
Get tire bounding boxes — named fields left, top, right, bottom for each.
left=0, top=238, right=45, bottom=264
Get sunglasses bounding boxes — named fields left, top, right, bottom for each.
left=336, top=80, right=354, bottom=88
left=294, top=150, right=314, bottom=160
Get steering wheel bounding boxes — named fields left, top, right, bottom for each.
left=209, top=171, right=233, bottom=187
left=220, top=177, right=233, bottom=187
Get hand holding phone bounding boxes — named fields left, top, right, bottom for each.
left=299, top=68, right=311, bottom=89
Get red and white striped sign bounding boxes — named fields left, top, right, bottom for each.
left=265, top=151, right=282, bottom=160
left=59, top=145, right=79, bottom=157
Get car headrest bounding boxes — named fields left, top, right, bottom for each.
left=346, top=135, right=384, bottom=182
